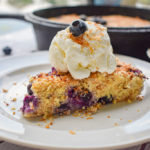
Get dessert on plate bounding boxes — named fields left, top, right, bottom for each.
left=22, top=20, right=145, bottom=118
left=49, top=14, right=150, bottom=27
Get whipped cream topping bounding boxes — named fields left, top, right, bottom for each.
left=49, top=21, right=116, bottom=79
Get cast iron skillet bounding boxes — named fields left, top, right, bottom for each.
left=0, top=14, right=24, bottom=20
left=25, top=5, right=150, bottom=62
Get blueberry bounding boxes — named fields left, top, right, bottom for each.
left=129, top=68, right=142, bottom=76
left=22, top=95, right=38, bottom=113
left=69, top=19, right=87, bottom=37
left=68, top=88, right=75, bottom=98
left=3, top=46, right=12, bottom=55
left=27, top=83, right=33, bottom=95
left=67, top=87, right=93, bottom=110
left=80, top=14, right=87, bottom=21
left=90, top=16, right=107, bottom=25
left=98, top=95, right=113, bottom=105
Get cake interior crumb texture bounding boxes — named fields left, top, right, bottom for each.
left=22, top=61, right=145, bottom=118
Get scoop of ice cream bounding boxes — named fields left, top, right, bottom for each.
left=49, top=20, right=116, bottom=79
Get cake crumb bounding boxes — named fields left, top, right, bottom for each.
left=2, top=89, right=8, bottom=93
left=49, top=122, right=53, bottom=126
left=137, top=96, right=143, bottom=101
left=45, top=124, right=50, bottom=129
left=128, top=120, right=132, bottom=123
left=107, top=115, right=111, bottom=118
left=11, top=107, right=16, bottom=110
left=40, top=118, right=46, bottom=121
left=114, top=123, right=118, bottom=126
left=13, top=82, right=17, bottom=85
left=113, top=100, right=117, bottom=104
left=120, top=118, right=123, bottom=120
left=12, top=98, right=17, bottom=102
left=137, top=109, right=140, bottom=112
left=128, top=100, right=132, bottom=103
left=13, top=112, right=15, bottom=115
left=37, top=123, right=41, bottom=126
left=72, top=110, right=82, bottom=117
left=86, top=117, right=93, bottom=120
left=69, top=130, right=76, bottom=135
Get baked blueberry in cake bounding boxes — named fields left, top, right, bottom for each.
left=22, top=20, right=145, bottom=118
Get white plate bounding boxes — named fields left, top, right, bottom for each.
left=0, top=52, right=150, bottom=150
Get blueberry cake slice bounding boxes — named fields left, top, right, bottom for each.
left=22, top=62, right=145, bottom=118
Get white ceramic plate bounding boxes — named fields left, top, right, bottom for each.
left=0, top=52, right=150, bottom=150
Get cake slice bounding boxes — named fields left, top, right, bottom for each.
left=22, top=62, right=145, bottom=118
left=22, top=20, right=145, bottom=118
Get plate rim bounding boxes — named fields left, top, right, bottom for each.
left=0, top=51, right=150, bottom=150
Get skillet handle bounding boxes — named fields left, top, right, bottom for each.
left=0, top=14, right=25, bottom=21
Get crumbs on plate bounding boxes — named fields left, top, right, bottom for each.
left=107, top=115, right=111, bottom=119
left=13, top=82, right=17, bottom=85
left=69, top=130, right=76, bottom=135
left=137, top=96, right=143, bottom=101
left=2, top=89, right=8, bottom=93
left=128, top=120, right=132, bottom=123
left=11, top=107, right=16, bottom=110
left=12, top=98, right=17, bottom=102
left=114, top=123, right=119, bottom=126
left=137, top=109, right=140, bottom=112
left=86, top=117, right=93, bottom=120
left=45, top=122, right=53, bottom=129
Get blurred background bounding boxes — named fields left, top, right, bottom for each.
left=0, top=0, right=150, bottom=58
left=0, top=0, right=150, bottom=14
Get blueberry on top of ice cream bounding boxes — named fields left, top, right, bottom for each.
left=69, top=19, right=87, bottom=36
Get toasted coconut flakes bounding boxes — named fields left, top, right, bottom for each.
left=69, top=130, right=76, bottom=135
